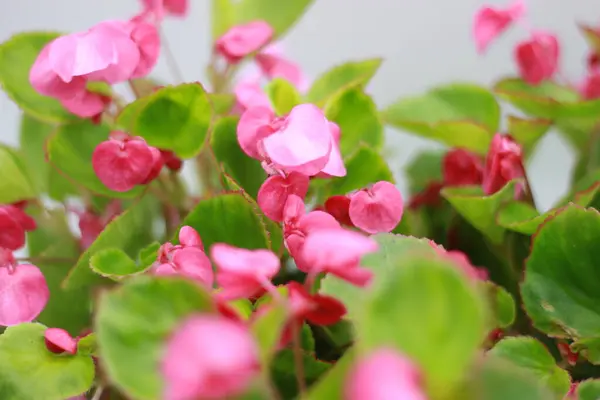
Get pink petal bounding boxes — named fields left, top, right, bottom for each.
left=234, top=81, right=273, bottom=112
left=514, top=32, right=560, bottom=85
left=345, top=348, right=426, bottom=400
left=0, top=264, right=49, bottom=326
left=44, top=327, right=78, bottom=355
left=162, top=315, right=259, bottom=400
left=211, top=244, right=280, bottom=285
left=255, top=52, right=304, bottom=88
left=282, top=194, right=306, bottom=224
left=443, top=149, right=484, bottom=186
left=324, top=195, right=353, bottom=227
left=129, top=20, right=161, bottom=79
left=29, top=42, right=86, bottom=99
left=0, top=208, right=27, bottom=251
left=349, top=181, right=404, bottom=234
left=179, top=226, right=204, bottom=250
left=318, top=134, right=346, bottom=178
left=473, top=0, right=525, bottom=54
left=580, top=70, right=600, bottom=100
left=215, top=21, right=274, bottom=64
left=140, top=145, right=164, bottom=184
left=237, top=106, right=276, bottom=159
left=257, top=172, right=310, bottom=222
left=483, top=134, right=524, bottom=195
left=297, top=211, right=341, bottom=234
left=92, top=138, right=154, bottom=192
left=171, top=247, right=214, bottom=288
left=60, top=90, right=108, bottom=118
left=262, top=104, right=332, bottom=176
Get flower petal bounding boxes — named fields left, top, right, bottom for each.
left=349, top=181, right=404, bottom=234
left=0, top=264, right=50, bottom=326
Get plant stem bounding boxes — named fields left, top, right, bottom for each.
left=91, top=385, right=104, bottom=400
left=291, top=319, right=307, bottom=395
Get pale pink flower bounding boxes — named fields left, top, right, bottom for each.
left=345, top=348, right=427, bottom=400
left=349, top=181, right=404, bottom=234
left=44, top=328, right=78, bottom=355
left=257, top=172, right=310, bottom=222
left=237, top=106, right=277, bottom=159
left=473, top=0, right=525, bottom=53
left=210, top=244, right=280, bottom=300
left=301, top=228, right=378, bottom=287
left=317, top=122, right=346, bottom=178
left=514, top=32, right=560, bottom=85
left=141, top=0, right=188, bottom=18
left=233, top=80, right=273, bottom=112
left=256, top=43, right=308, bottom=91
left=162, top=315, right=260, bottom=400
left=215, top=21, right=274, bottom=64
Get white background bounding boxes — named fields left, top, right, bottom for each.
left=1, top=0, right=599, bottom=210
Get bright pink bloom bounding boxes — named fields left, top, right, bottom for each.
left=234, top=80, right=273, bottom=112
left=256, top=44, right=307, bottom=90
left=580, top=70, right=600, bottom=100
left=345, top=348, right=427, bottom=400
left=178, top=226, right=204, bottom=251
left=429, top=241, right=488, bottom=281
left=515, top=32, right=560, bottom=85
left=162, top=315, right=260, bottom=400
left=318, top=122, right=346, bottom=178
left=29, top=44, right=86, bottom=99
left=324, top=195, right=354, bottom=227
left=60, top=89, right=110, bottom=119
left=257, top=172, right=310, bottom=222
left=215, top=21, right=274, bottom=64
left=141, top=0, right=188, bottom=18
left=443, top=149, right=484, bottom=186
left=237, top=106, right=277, bottom=159
left=473, top=0, right=525, bottom=53
left=287, top=282, right=346, bottom=326
left=482, top=134, right=525, bottom=195
left=0, top=205, right=36, bottom=251
left=349, top=181, right=404, bottom=234
left=92, top=134, right=158, bottom=192
left=283, top=195, right=340, bottom=272
left=588, top=52, right=600, bottom=71
left=210, top=244, right=280, bottom=300
left=0, top=260, right=49, bottom=327
left=301, top=228, right=378, bottom=287
left=129, top=20, right=161, bottom=79
left=141, top=146, right=165, bottom=185
left=160, top=150, right=183, bottom=172
left=44, top=328, right=78, bottom=355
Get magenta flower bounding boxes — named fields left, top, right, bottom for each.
left=301, top=228, right=378, bottom=287
left=161, top=315, right=260, bottom=400
left=0, top=251, right=49, bottom=327
left=141, top=0, right=188, bottom=18
left=442, top=149, right=484, bottom=186
left=482, top=134, right=525, bottom=195
left=324, top=195, right=354, bottom=227
left=215, top=21, right=274, bottom=64
left=210, top=244, right=280, bottom=300
left=345, top=348, right=427, bottom=400
left=473, top=0, right=525, bottom=54
left=580, top=70, right=600, bottom=100
left=514, top=32, right=560, bottom=85
left=0, top=204, right=36, bottom=251
left=44, top=328, right=78, bottom=355
left=257, top=172, right=310, bottom=222
left=348, top=181, right=404, bottom=234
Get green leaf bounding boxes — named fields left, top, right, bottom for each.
left=484, top=282, right=516, bottom=329
left=210, top=93, right=236, bottom=115
left=0, top=144, right=36, bottom=204
left=76, top=333, right=97, bottom=357
left=138, top=241, right=161, bottom=267
left=128, top=84, right=213, bottom=158
left=271, top=350, right=331, bottom=398
left=356, top=253, right=487, bottom=397
left=320, top=233, right=435, bottom=318
left=0, top=32, right=79, bottom=123
left=441, top=181, right=520, bottom=244
left=0, top=323, right=95, bottom=400
left=48, top=120, right=145, bottom=198
left=382, top=83, right=500, bottom=154
left=324, top=86, right=384, bottom=156
left=179, top=191, right=270, bottom=251
left=233, top=0, right=314, bottom=38
left=90, top=248, right=148, bottom=280
left=251, top=302, right=288, bottom=369
left=489, top=337, right=571, bottom=397
left=522, top=205, right=600, bottom=338
left=128, top=78, right=164, bottom=98
left=577, top=379, right=600, bottom=400
left=211, top=0, right=235, bottom=39
left=306, top=58, right=382, bottom=106
left=96, top=276, right=215, bottom=400
left=211, top=117, right=265, bottom=198
left=507, top=116, right=552, bottom=157
left=266, top=78, right=301, bottom=115
left=405, top=150, right=444, bottom=194
left=328, top=145, right=393, bottom=195
left=63, top=196, right=156, bottom=290
left=26, top=207, right=90, bottom=335
left=305, top=349, right=356, bottom=400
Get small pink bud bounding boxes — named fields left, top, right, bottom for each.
left=349, top=181, right=404, bottom=234
left=0, top=263, right=50, bottom=326
left=482, top=134, right=525, bottom=195
left=44, top=328, right=78, bottom=355
left=443, top=149, right=484, bottom=186
left=215, top=21, right=274, bottom=64
left=141, top=0, right=188, bottom=18
left=473, top=0, right=525, bottom=54
left=257, top=172, right=310, bottom=222
left=161, top=315, right=260, bottom=400
left=178, top=226, right=204, bottom=250
left=345, top=348, right=427, bottom=400
left=515, top=32, right=560, bottom=85
left=154, top=247, right=214, bottom=289
left=160, top=150, right=183, bottom=171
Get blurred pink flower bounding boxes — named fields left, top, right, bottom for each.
left=473, top=0, right=525, bottom=53
left=348, top=181, right=404, bottom=234
left=514, top=32, right=560, bottom=85
left=257, top=172, right=310, bottom=222
left=215, top=21, right=274, bottom=64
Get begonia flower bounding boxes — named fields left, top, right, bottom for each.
left=580, top=70, right=600, bottom=100
left=256, top=43, right=308, bottom=91
left=473, top=0, right=525, bottom=53
left=215, top=21, right=274, bottom=64
left=0, top=204, right=36, bottom=251
left=141, top=0, right=188, bottom=18
left=287, top=281, right=346, bottom=326
left=348, top=181, right=404, bottom=234
left=324, top=195, right=354, bottom=227
left=234, top=79, right=273, bottom=112
left=443, top=148, right=484, bottom=186
left=44, top=328, right=78, bottom=355
left=161, top=315, right=260, bottom=400
left=515, top=32, right=560, bottom=85
left=317, top=122, right=346, bottom=178
left=482, top=134, right=525, bottom=195
left=257, top=172, right=310, bottom=222
left=75, top=201, right=121, bottom=250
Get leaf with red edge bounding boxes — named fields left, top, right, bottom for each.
left=507, top=115, right=552, bottom=158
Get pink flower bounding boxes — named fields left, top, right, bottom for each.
left=256, top=44, right=308, bottom=91
left=317, top=122, right=346, bottom=178
left=324, top=195, right=354, bottom=227
left=287, top=282, right=346, bottom=326
left=0, top=255, right=49, bottom=327
left=129, top=20, right=161, bottom=79
left=210, top=244, right=280, bottom=300
left=160, top=150, right=183, bottom=172
left=482, top=134, right=525, bottom=195
left=44, top=328, right=78, bottom=355
left=473, top=0, right=525, bottom=54
left=283, top=195, right=340, bottom=272
left=215, top=21, right=274, bottom=64
left=349, top=181, right=404, bottom=234
left=75, top=201, right=121, bottom=250
left=515, top=32, right=560, bottom=85
left=580, top=70, right=600, bottom=100
left=301, top=228, right=378, bottom=287
left=178, top=225, right=204, bottom=250
left=141, top=0, right=188, bottom=18
left=257, top=172, right=310, bottom=222
left=345, top=348, right=427, bottom=400
left=0, top=205, right=36, bottom=251
left=443, top=149, right=484, bottom=186
left=233, top=80, right=273, bottom=113
left=92, top=133, right=162, bottom=192
left=161, top=315, right=260, bottom=400
left=429, top=240, right=488, bottom=281
left=60, top=89, right=111, bottom=119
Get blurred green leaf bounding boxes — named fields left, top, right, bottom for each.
left=577, top=379, right=600, bottom=400
left=328, top=145, right=393, bottom=195
left=211, top=0, right=235, bottom=39
left=305, top=349, right=356, bottom=400
left=405, top=150, right=444, bottom=194
left=233, top=0, right=314, bottom=38
left=90, top=248, right=148, bottom=280
left=251, top=302, right=288, bottom=371
left=507, top=116, right=552, bottom=158
left=0, top=144, right=36, bottom=204
left=271, top=350, right=331, bottom=398
left=483, top=282, right=516, bottom=329
left=266, top=78, right=301, bottom=115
